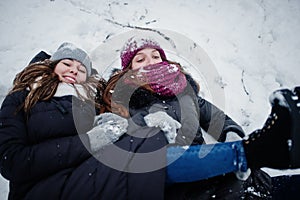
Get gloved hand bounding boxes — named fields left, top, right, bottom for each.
left=87, top=113, right=128, bottom=152
left=225, top=131, right=243, bottom=142
left=144, top=111, right=181, bottom=143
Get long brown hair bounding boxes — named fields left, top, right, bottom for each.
left=102, top=60, right=199, bottom=118
left=102, top=69, right=133, bottom=118
left=10, top=60, right=106, bottom=113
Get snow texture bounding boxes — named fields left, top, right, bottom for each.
left=144, top=111, right=182, bottom=143
left=121, top=37, right=161, bottom=55
left=269, top=90, right=290, bottom=107
left=88, top=113, right=128, bottom=152
left=1, top=0, right=300, bottom=198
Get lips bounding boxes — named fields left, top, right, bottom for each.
left=63, top=76, right=76, bottom=84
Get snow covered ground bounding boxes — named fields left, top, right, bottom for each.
left=1, top=0, right=300, bottom=198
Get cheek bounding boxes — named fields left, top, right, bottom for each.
left=54, top=67, right=63, bottom=78
left=54, top=64, right=66, bottom=76
left=131, top=65, right=139, bottom=70
left=53, top=67, right=59, bottom=75
left=131, top=63, right=143, bottom=70
left=77, top=74, right=87, bottom=83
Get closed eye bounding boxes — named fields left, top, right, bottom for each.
left=136, top=58, right=144, bottom=62
left=62, top=62, right=71, bottom=67
left=78, top=69, right=86, bottom=73
left=78, top=66, right=86, bottom=73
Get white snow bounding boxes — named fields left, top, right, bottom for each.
left=1, top=0, right=300, bottom=198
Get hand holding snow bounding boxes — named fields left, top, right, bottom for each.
left=144, top=111, right=181, bottom=143
left=87, top=113, right=128, bottom=152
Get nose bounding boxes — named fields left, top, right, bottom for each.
left=69, top=65, right=78, bottom=75
left=147, top=58, right=156, bottom=65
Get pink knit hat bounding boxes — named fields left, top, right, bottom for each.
left=120, top=37, right=167, bottom=70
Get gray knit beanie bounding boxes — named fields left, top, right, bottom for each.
left=50, top=42, right=92, bottom=76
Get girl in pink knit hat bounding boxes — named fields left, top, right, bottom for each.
left=101, top=36, right=300, bottom=199
left=112, top=36, right=245, bottom=144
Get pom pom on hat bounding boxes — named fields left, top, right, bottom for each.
left=50, top=42, right=92, bottom=76
left=120, top=37, right=167, bottom=70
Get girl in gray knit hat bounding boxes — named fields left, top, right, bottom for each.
left=0, top=42, right=129, bottom=199
left=50, top=42, right=93, bottom=80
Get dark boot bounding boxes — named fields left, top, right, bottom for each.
left=243, top=87, right=300, bottom=169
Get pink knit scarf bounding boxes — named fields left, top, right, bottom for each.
left=125, top=62, right=187, bottom=97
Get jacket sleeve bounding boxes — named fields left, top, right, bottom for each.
left=28, top=51, right=51, bottom=64
left=0, top=92, right=92, bottom=183
left=197, top=96, right=245, bottom=142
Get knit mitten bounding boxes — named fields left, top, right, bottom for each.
left=87, top=113, right=128, bottom=152
left=243, top=87, right=300, bottom=169
left=144, top=111, right=181, bottom=143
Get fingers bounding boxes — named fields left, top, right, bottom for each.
left=94, top=112, right=127, bottom=126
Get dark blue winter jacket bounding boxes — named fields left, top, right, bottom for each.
left=0, top=90, right=167, bottom=200
left=0, top=51, right=244, bottom=199
left=118, top=74, right=245, bottom=145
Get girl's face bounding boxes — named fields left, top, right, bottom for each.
left=54, top=59, right=87, bottom=84
left=131, top=48, right=163, bottom=70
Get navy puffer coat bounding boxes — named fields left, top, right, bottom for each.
left=0, top=90, right=167, bottom=200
